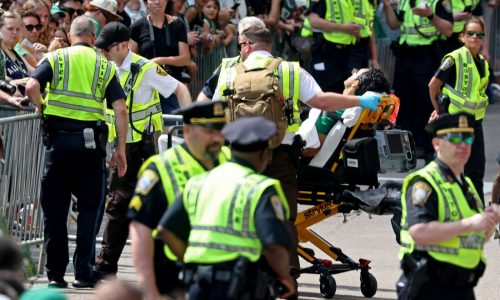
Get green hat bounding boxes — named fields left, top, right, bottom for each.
left=51, top=6, right=65, bottom=17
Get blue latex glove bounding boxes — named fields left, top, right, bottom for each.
left=359, top=94, right=381, bottom=111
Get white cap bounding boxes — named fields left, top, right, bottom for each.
left=88, top=0, right=123, bottom=21
left=295, top=0, right=307, bottom=7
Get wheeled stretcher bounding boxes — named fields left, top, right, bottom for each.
left=295, top=95, right=415, bottom=298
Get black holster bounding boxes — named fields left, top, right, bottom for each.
left=401, top=254, right=429, bottom=300
left=96, top=121, right=108, bottom=153
left=437, top=94, right=450, bottom=115
left=227, top=257, right=249, bottom=300
left=41, top=118, right=52, bottom=148
left=290, top=134, right=305, bottom=167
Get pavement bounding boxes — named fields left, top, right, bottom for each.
left=26, top=101, right=500, bottom=299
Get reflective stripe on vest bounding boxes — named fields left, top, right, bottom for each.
left=452, top=0, right=481, bottom=33
left=217, top=56, right=240, bottom=98
left=442, top=47, right=490, bottom=120
left=220, top=56, right=302, bottom=133
left=145, top=145, right=231, bottom=261
left=107, top=54, right=163, bottom=143
left=45, top=46, right=114, bottom=121
left=399, top=162, right=485, bottom=269
left=183, top=162, right=290, bottom=264
left=353, top=0, right=374, bottom=38
left=398, top=0, right=439, bottom=45
left=323, top=0, right=356, bottom=44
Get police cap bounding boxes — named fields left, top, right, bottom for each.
left=425, top=113, right=474, bottom=136
left=94, top=22, right=130, bottom=50
left=222, top=116, right=276, bottom=152
left=174, top=101, right=227, bottom=130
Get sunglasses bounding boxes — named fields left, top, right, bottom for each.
left=25, top=24, right=43, bottom=32
left=465, top=31, right=485, bottom=39
left=62, top=7, right=85, bottom=16
left=236, top=41, right=252, bottom=50
left=438, top=132, right=474, bottom=145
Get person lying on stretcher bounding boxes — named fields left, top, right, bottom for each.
left=299, top=68, right=392, bottom=160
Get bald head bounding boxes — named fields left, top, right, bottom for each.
left=238, top=16, right=266, bottom=35
left=69, top=16, right=96, bottom=38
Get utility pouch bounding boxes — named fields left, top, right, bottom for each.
left=437, top=94, right=450, bottom=115
left=41, top=119, right=52, bottom=147
left=83, top=128, right=97, bottom=149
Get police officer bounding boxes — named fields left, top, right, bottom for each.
left=383, top=0, right=453, bottom=162
left=196, top=16, right=266, bottom=101
left=92, top=21, right=192, bottom=279
left=25, top=16, right=128, bottom=288
left=158, top=116, right=296, bottom=300
left=397, top=113, right=500, bottom=300
left=308, top=0, right=374, bottom=93
left=212, top=25, right=380, bottom=276
left=127, top=101, right=230, bottom=300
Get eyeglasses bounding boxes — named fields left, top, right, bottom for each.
left=465, top=31, right=485, bottom=39
left=25, top=24, right=43, bottom=32
left=438, top=132, right=474, bottom=145
left=237, top=41, right=252, bottom=50
left=62, top=7, right=85, bottom=16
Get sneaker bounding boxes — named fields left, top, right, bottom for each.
left=48, top=279, right=68, bottom=288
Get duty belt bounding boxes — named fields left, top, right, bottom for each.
left=182, top=264, right=233, bottom=284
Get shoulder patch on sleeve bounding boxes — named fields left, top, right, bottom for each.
left=156, top=65, right=168, bottom=76
left=411, top=181, right=433, bottom=206
left=439, top=57, right=455, bottom=71
left=129, top=195, right=143, bottom=212
left=135, top=169, right=159, bottom=195
left=270, top=195, right=285, bottom=221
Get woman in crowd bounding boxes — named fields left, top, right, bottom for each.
left=16, top=11, right=45, bottom=68
left=130, top=0, right=191, bottom=114
left=0, top=11, right=31, bottom=82
left=21, top=0, right=51, bottom=47
left=429, top=17, right=494, bottom=201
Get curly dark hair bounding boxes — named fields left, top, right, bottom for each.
left=355, top=68, right=392, bottom=96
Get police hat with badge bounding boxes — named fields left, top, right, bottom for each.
left=222, top=116, right=277, bottom=152
left=425, top=112, right=475, bottom=144
left=173, top=101, right=228, bottom=130
left=425, top=112, right=475, bottom=136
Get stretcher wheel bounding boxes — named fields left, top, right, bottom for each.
left=319, top=274, right=336, bottom=298
left=360, top=272, right=377, bottom=298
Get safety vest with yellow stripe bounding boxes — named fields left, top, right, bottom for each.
left=399, top=161, right=485, bottom=269
left=107, top=53, right=163, bottom=143
left=183, top=161, right=290, bottom=264
left=442, top=46, right=490, bottom=121
left=323, top=0, right=356, bottom=44
left=452, top=0, right=481, bottom=33
left=143, top=144, right=231, bottom=260
left=44, top=45, right=115, bottom=121
left=398, top=0, right=440, bottom=46
left=219, top=55, right=302, bottom=134
left=300, top=0, right=313, bottom=37
left=353, top=0, right=375, bottom=39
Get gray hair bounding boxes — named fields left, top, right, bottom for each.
left=69, top=16, right=96, bottom=37
left=238, top=16, right=266, bottom=35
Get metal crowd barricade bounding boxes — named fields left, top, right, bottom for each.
left=0, top=108, right=45, bottom=273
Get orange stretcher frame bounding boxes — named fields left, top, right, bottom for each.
left=294, top=95, right=400, bottom=299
